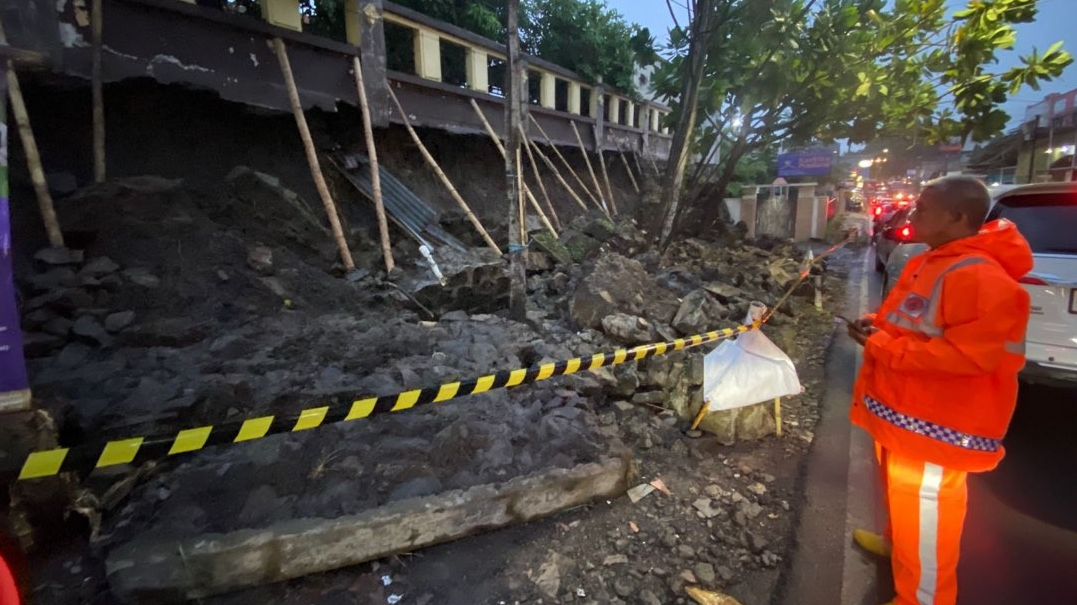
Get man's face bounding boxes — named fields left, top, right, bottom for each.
left=909, top=191, right=953, bottom=248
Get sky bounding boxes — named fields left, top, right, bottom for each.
left=607, top=0, right=1075, bottom=130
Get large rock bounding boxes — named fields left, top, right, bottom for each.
left=123, top=268, right=161, bottom=289
left=123, top=318, right=207, bottom=348
left=247, top=245, right=275, bottom=276
left=29, top=267, right=78, bottom=292
left=600, top=313, right=654, bottom=345
left=697, top=402, right=776, bottom=445
left=672, top=290, right=726, bottom=336
left=81, top=256, right=121, bottom=277
left=72, top=315, right=113, bottom=347
left=23, top=333, right=64, bottom=357
left=34, top=247, right=84, bottom=266
left=105, top=311, right=137, bottom=333
left=703, top=281, right=749, bottom=304
left=570, top=254, right=679, bottom=330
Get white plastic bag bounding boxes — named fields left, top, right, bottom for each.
left=702, top=302, right=801, bottom=412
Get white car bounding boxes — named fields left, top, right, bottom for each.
left=989, top=182, right=1077, bottom=385
left=885, top=182, right=1077, bottom=385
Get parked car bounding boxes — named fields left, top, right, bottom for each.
left=883, top=182, right=1077, bottom=385
left=988, top=182, right=1077, bottom=385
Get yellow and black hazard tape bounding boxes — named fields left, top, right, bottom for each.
left=15, top=324, right=759, bottom=481
left=12, top=242, right=846, bottom=482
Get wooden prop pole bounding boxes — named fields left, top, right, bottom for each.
left=388, top=87, right=502, bottom=254
left=0, top=19, right=64, bottom=248
left=592, top=125, right=617, bottom=215
left=352, top=56, right=395, bottom=273
left=520, top=126, right=589, bottom=212
left=528, top=114, right=605, bottom=212
left=774, top=397, right=782, bottom=437
left=619, top=150, right=641, bottom=194
left=469, top=99, right=557, bottom=236
left=569, top=121, right=608, bottom=214
left=522, top=126, right=560, bottom=229
left=273, top=38, right=355, bottom=271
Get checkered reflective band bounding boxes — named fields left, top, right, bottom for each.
left=864, top=396, right=1002, bottom=452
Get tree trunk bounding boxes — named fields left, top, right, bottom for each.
left=656, top=0, right=717, bottom=245
left=505, top=0, right=527, bottom=321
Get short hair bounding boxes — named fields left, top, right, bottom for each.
left=921, top=176, right=991, bottom=228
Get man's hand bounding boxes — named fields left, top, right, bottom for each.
left=847, top=316, right=878, bottom=347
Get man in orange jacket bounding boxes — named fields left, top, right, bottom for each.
left=847, top=176, right=1032, bottom=605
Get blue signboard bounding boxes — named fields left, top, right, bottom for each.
left=0, top=64, right=31, bottom=412
left=777, top=151, right=833, bottom=177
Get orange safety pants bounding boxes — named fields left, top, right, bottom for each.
left=876, top=443, right=969, bottom=605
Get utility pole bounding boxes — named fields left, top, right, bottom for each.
left=1027, top=115, right=1040, bottom=184
left=505, top=0, right=527, bottom=321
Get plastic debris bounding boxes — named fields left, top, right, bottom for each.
left=629, top=521, right=639, bottom=533
left=381, top=575, right=392, bottom=586
left=576, top=588, right=586, bottom=598
left=387, top=595, right=403, bottom=605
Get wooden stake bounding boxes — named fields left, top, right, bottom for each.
left=569, top=121, right=608, bottom=214
left=469, top=98, right=557, bottom=237
left=352, top=56, right=394, bottom=273
left=5, top=63, right=63, bottom=247
left=619, top=150, right=640, bottom=193
left=387, top=86, right=502, bottom=254
left=522, top=126, right=560, bottom=229
left=273, top=38, right=355, bottom=271
left=592, top=125, right=617, bottom=215
left=528, top=114, right=606, bottom=213
left=521, top=126, right=589, bottom=213
left=774, top=397, right=782, bottom=437
left=91, top=0, right=105, bottom=183
left=649, top=154, right=660, bottom=176
left=691, top=403, right=708, bottom=431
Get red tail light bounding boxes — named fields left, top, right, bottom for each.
left=900, top=226, right=912, bottom=239
left=874, top=207, right=883, bottom=216
left=1019, top=275, right=1049, bottom=286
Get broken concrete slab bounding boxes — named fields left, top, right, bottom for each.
left=105, top=456, right=630, bottom=603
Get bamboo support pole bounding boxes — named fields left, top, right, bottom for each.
left=469, top=99, right=557, bottom=237
left=619, top=150, right=640, bottom=194
left=632, top=151, right=646, bottom=181
left=0, top=18, right=64, bottom=247
left=521, top=125, right=589, bottom=212
left=569, top=121, right=608, bottom=214
left=91, top=0, right=105, bottom=183
left=388, top=87, right=502, bottom=254
left=352, top=57, right=394, bottom=273
left=522, top=126, right=560, bottom=230
left=649, top=154, right=660, bottom=176
left=469, top=98, right=506, bottom=157
left=774, top=397, right=782, bottom=437
left=592, top=126, right=617, bottom=215
left=273, top=38, right=355, bottom=271
left=528, top=114, right=605, bottom=213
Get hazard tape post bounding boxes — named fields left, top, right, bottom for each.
left=12, top=244, right=845, bottom=482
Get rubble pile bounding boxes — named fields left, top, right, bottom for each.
left=14, top=170, right=842, bottom=605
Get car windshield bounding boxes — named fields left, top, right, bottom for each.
left=988, top=191, right=1077, bottom=254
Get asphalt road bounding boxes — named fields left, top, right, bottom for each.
left=781, top=247, right=1077, bottom=605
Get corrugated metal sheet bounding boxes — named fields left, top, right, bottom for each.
left=334, top=154, right=467, bottom=252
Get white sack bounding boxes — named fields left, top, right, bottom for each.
left=702, top=302, right=802, bottom=412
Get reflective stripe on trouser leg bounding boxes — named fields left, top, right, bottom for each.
left=884, top=449, right=968, bottom=605
left=875, top=442, right=893, bottom=544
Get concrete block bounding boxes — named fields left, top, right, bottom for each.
left=106, top=456, right=629, bottom=603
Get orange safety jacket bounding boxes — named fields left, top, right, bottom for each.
left=852, top=219, right=1033, bottom=472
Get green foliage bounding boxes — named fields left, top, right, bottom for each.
left=654, top=0, right=1070, bottom=238
left=394, top=0, right=504, bottom=40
